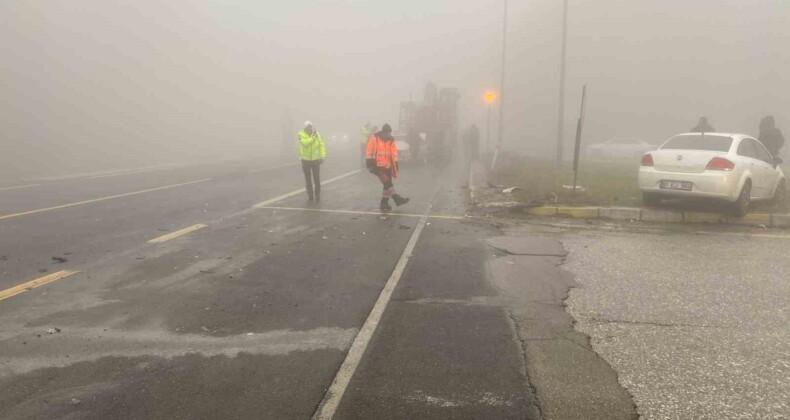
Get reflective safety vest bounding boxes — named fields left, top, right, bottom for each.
left=298, top=130, right=326, bottom=161
left=365, top=133, right=399, bottom=177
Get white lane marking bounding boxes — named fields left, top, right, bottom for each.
left=86, top=167, right=172, bottom=179
left=0, top=184, right=42, bottom=192
left=24, top=164, right=184, bottom=182
left=0, top=178, right=212, bottom=222
left=258, top=206, right=467, bottom=221
left=312, top=205, right=431, bottom=419
left=252, top=169, right=361, bottom=208
left=248, top=163, right=300, bottom=174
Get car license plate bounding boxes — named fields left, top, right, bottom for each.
left=660, top=180, right=693, bottom=191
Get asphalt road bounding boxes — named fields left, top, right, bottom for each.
left=0, top=152, right=557, bottom=419
left=4, top=149, right=783, bottom=419
left=498, top=219, right=790, bottom=419
left=560, top=223, right=790, bottom=419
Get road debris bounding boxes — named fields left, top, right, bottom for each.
left=46, top=328, right=61, bottom=334
left=51, top=256, right=68, bottom=264
left=201, top=326, right=210, bottom=332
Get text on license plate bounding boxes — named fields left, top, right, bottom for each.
left=660, top=180, right=693, bottom=191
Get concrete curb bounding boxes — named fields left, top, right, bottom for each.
left=465, top=160, right=788, bottom=228
left=523, top=206, right=789, bottom=227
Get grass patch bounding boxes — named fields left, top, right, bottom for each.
left=488, top=154, right=790, bottom=212
left=490, top=154, right=641, bottom=206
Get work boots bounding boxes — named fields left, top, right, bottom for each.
left=380, top=197, right=392, bottom=212
left=392, top=194, right=410, bottom=207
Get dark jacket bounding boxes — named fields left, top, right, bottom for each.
left=759, top=117, right=784, bottom=157
left=760, top=128, right=784, bottom=157
left=690, top=122, right=715, bottom=133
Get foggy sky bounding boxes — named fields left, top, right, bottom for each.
left=2, top=0, right=788, bottom=177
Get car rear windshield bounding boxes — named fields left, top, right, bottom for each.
left=660, top=134, right=732, bottom=152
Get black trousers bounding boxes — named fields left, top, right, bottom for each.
left=302, top=160, right=321, bottom=198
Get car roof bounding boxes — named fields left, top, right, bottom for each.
left=676, top=132, right=752, bottom=139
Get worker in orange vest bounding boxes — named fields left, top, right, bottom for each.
left=366, top=124, right=409, bottom=212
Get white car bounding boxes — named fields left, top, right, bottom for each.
left=638, top=132, right=785, bottom=215
left=393, top=132, right=426, bottom=163
left=586, top=138, right=654, bottom=160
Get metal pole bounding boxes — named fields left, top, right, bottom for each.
left=486, top=104, right=491, bottom=153
left=555, top=0, right=568, bottom=165
left=497, top=0, right=507, bottom=149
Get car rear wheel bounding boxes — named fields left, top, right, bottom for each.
left=771, top=180, right=786, bottom=210
left=642, top=192, right=662, bottom=207
left=732, top=181, right=751, bottom=216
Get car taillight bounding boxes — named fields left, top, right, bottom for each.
left=705, top=157, right=735, bottom=171
left=640, top=153, right=654, bottom=166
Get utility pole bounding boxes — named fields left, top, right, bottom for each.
left=492, top=0, right=508, bottom=170
left=497, top=0, right=507, bottom=148
left=487, top=103, right=492, bottom=152
left=484, top=91, right=496, bottom=153
left=555, top=0, right=568, bottom=165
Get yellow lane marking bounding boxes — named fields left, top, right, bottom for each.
left=0, top=183, right=42, bottom=192
left=259, top=206, right=468, bottom=221
left=253, top=169, right=362, bottom=208
left=695, top=230, right=790, bottom=240
left=0, top=178, right=212, bottom=222
left=248, top=163, right=300, bottom=174
left=147, top=223, right=208, bottom=244
left=0, top=270, right=80, bottom=301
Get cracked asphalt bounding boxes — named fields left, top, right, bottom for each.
left=560, top=224, right=790, bottom=419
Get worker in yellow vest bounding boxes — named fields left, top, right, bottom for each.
left=298, top=121, right=326, bottom=202
left=359, top=123, right=371, bottom=167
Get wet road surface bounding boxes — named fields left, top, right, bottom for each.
left=0, top=155, right=561, bottom=419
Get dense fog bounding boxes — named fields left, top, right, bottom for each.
left=2, top=0, right=787, bottom=178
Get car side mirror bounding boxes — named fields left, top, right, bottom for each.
left=774, top=157, right=783, bottom=168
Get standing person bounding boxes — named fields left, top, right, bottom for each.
left=359, top=123, right=371, bottom=167
left=690, top=117, right=715, bottom=133
left=366, top=124, right=409, bottom=212
left=298, top=121, right=326, bottom=202
left=462, top=124, right=481, bottom=163
left=759, top=116, right=785, bottom=158
left=406, top=129, right=423, bottom=163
